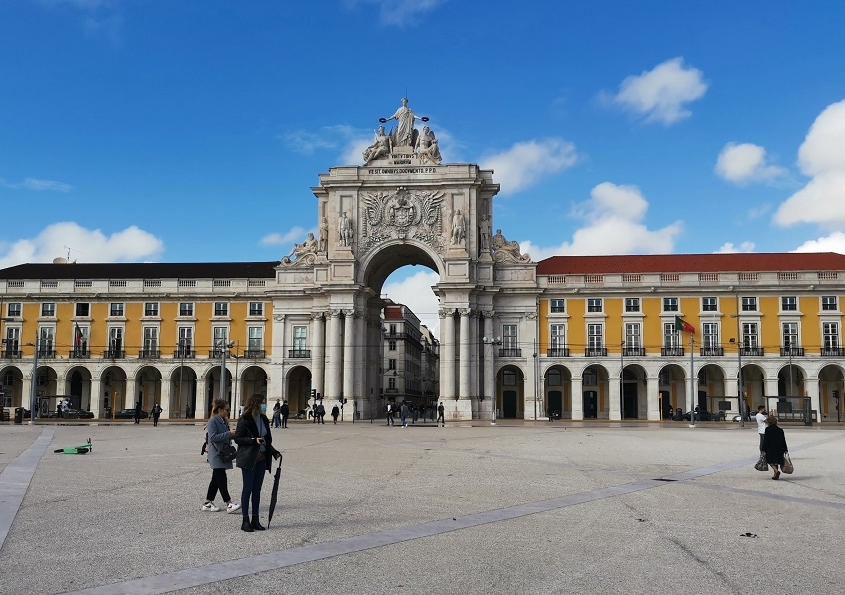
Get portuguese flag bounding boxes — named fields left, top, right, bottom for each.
left=74, top=323, right=84, bottom=348
left=675, top=316, right=695, bottom=334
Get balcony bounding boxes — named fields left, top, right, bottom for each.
left=1, top=349, right=22, bottom=359
left=103, top=349, right=125, bottom=359
left=173, top=349, right=196, bottom=359
left=139, top=349, right=160, bottom=359
left=584, top=348, right=607, bottom=357
left=661, top=347, right=685, bottom=357
left=208, top=349, right=231, bottom=359
left=700, top=347, right=724, bottom=357
left=498, top=348, right=522, bottom=357
left=821, top=347, right=845, bottom=357
left=740, top=347, right=764, bottom=357
left=780, top=347, right=805, bottom=357
left=622, top=347, right=646, bottom=357
left=546, top=347, right=570, bottom=357
left=288, top=349, right=311, bottom=358
left=244, top=349, right=266, bottom=359
left=37, top=349, right=56, bottom=358
left=69, top=349, right=90, bottom=359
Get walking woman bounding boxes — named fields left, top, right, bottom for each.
left=234, top=394, right=276, bottom=532
left=762, top=415, right=789, bottom=480
left=203, top=398, right=241, bottom=513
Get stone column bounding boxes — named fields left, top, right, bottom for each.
left=89, top=377, right=101, bottom=418
left=125, top=378, right=136, bottom=409
left=609, top=377, right=621, bottom=421
left=354, top=309, right=366, bottom=419
left=325, top=309, right=342, bottom=400
left=439, top=308, right=455, bottom=401
left=763, top=377, right=779, bottom=411
left=684, top=377, right=695, bottom=420
left=160, top=378, right=171, bottom=420
left=311, top=312, right=326, bottom=398
left=195, top=377, right=207, bottom=418
left=645, top=376, right=660, bottom=421
left=343, top=309, right=355, bottom=411
left=804, top=376, right=819, bottom=422
left=483, top=311, right=495, bottom=405
left=570, top=376, right=583, bottom=420
left=459, top=308, right=470, bottom=401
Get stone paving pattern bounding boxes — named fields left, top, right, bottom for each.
left=0, top=419, right=844, bottom=594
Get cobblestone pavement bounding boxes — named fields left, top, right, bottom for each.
left=1, top=419, right=844, bottom=595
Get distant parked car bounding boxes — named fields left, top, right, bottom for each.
left=64, top=409, right=95, bottom=419
left=114, top=408, right=149, bottom=419
left=682, top=409, right=715, bottom=421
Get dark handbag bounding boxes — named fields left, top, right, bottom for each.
left=218, top=443, right=237, bottom=463
left=782, top=453, right=794, bottom=474
left=754, top=452, right=768, bottom=471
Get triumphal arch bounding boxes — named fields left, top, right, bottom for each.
left=273, top=99, right=538, bottom=421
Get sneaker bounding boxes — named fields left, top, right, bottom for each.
left=202, top=502, right=221, bottom=512
left=226, top=501, right=241, bottom=514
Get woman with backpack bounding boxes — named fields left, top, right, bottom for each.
left=202, top=398, right=241, bottom=513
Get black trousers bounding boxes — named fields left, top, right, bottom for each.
left=206, top=468, right=231, bottom=502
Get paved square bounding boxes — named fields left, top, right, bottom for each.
left=1, top=420, right=844, bottom=594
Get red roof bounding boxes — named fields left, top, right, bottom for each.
left=536, top=253, right=845, bottom=275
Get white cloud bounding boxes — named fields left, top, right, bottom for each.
left=715, top=241, right=755, bottom=253
left=479, top=138, right=577, bottom=196
left=715, top=143, right=786, bottom=184
left=609, top=57, right=707, bottom=125
left=0, top=222, right=164, bottom=268
left=520, top=182, right=683, bottom=259
left=774, top=100, right=845, bottom=226
left=260, top=227, right=309, bottom=247
left=0, top=176, right=73, bottom=192
left=382, top=270, right=440, bottom=336
left=346, top=0, right=448, bottom=27
left=792, top=232, right=845, bottom=254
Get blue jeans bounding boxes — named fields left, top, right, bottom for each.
left=241, top=463, right=266, bottom=518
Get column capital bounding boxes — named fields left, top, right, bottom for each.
left=326, top=309, right=342, bottom=319
left=439, top=307, right=455, bottom=319
left=482, top=310, right=496, bottom=319
left=459, top=308, right=472, bottom=317
left=310, top=312, right=325, bottom=321
left=525, top=311, right=538, bottom=320
left=273, top=314, right=286, bottom=322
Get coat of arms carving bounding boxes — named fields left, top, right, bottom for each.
left=361, top=186, right=444, bottom=254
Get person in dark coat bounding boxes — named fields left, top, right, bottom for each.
left=134, top=400, right=142, bottom=424
left=331, top=404, right=340, bottom=424
left=234, top=394, right=277, bottom=532
left=762, top=415, right=788, bottom=480
left=280, top=400, right=290, bottom=428
left=151, top=403, right=162, bottom=427
left=317, top=402, right=326, bottom=424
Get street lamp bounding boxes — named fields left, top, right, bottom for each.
left=217, top=337, right=235, bottom=405
left=26, top=332, right=39, bottom=424
left=730, top=312, right=745, bottom=429
left=785, top=337, right=794, bottom=403
left=231, top=342, right=241, bottom=415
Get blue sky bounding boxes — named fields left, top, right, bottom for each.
left=3, top=1, right=845, bottom=334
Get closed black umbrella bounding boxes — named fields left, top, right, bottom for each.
left=267, top=452, right=283, bottom=528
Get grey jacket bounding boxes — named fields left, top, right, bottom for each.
left=206, top=414, right=234, bottom=470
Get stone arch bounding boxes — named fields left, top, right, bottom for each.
left=496, top=365, right=524, bottom=419
left=543, top=364, right=573, bottom=419
left=239, top=364, right=268, bottom=408
left=622, top=363, right=647, bottom=420
left=697, top=363, right=728, bottom=414
left=168, top=365, right=197, bottom=420
left=286, top=364, right=312, bottom=416
left=818, top=364, right=844, bottom=422
left=100, top=366, right=127, bottom=418
left=658, top=363, right=686, bottom=415
left=135, top=366, right=163, bottom=414
left=582, top=364, right=610, bottom=419
left=64, top=365, right=93, bottom=411
left=0, top=364, right=25, bottom=409
left=740, top=363, right=766, bottom=409
left=776, top=362, right=806, bottom=398
left=358, top=239, right=443, bottom=291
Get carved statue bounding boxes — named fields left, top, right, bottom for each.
left=363, top=125, right=392, bottom=164
left=338, top=212, right=354, bottom=247
left=491, top=228, right=531, bottom=263
left=451, top=210, right=466, bottom=245
left=318, top=217, right=329, bottom=252
left=479, top=213, right=491, bottom=251
left=282, top=232, right=317, bottom=264
left=415, top=126, right=442, bottom=165
left=379, top=98, right=427, bottom=147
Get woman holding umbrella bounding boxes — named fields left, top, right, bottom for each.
left=234, top=394, right=277, bottom=532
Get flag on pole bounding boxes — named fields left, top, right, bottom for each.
left=74, top=323, right=84, bottom=348
left=675, top=316, right=695, bottom=334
